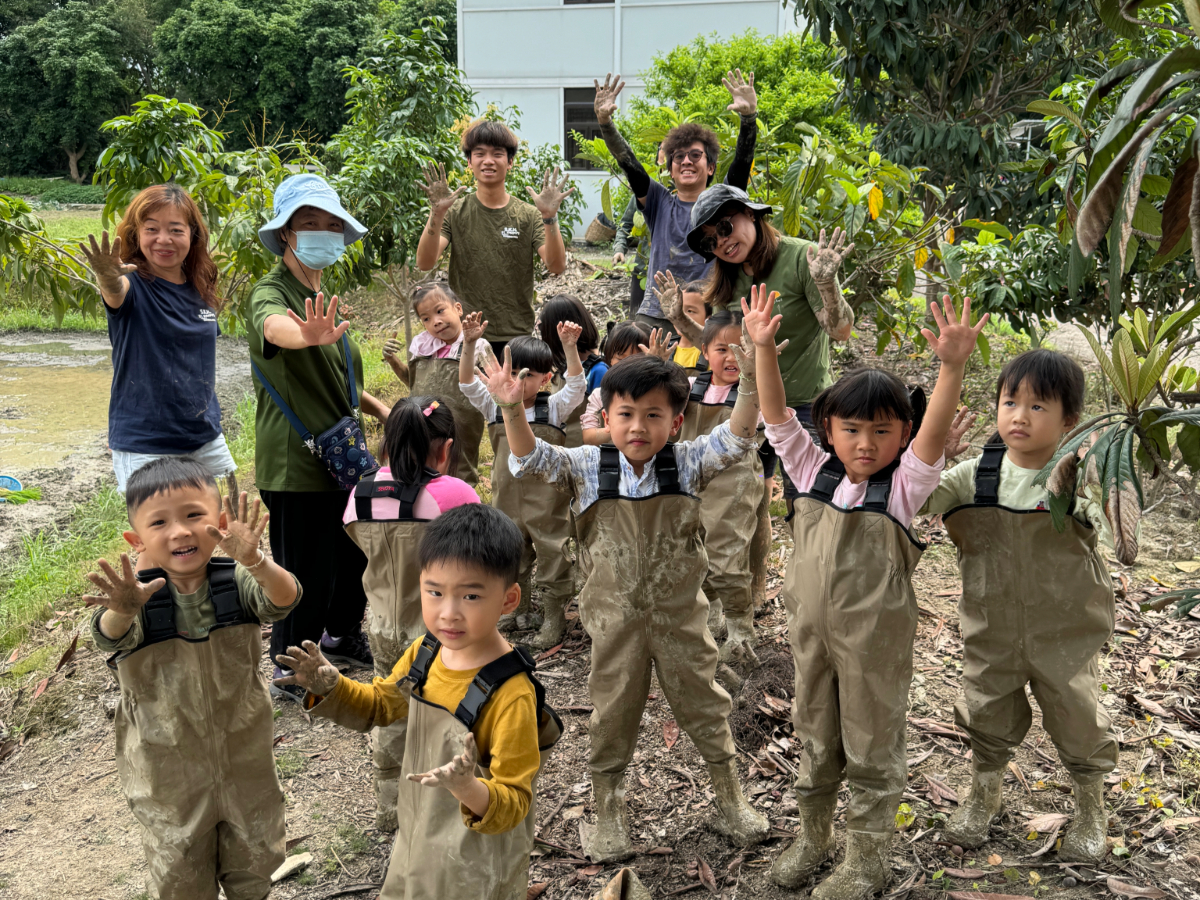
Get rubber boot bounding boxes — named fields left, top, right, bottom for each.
left=943, top=767, right=1004, bottom=848
left=707, top=596, right=726, bottom=640
left=499, top=573, right=534, bottom=632
left=720, top=610, right=760, bottom=667
left=530, top=593, right=568, bottom=650
left=581, top=773, right=635, bottom=863
left=811, top=831, right=892, bottom=900
left=770, top=792, right=836, bottom=887
left=374, top=770, right=399, bottom=832
left=1058, top=774, right=1108, bottom=863
left=707, top=759, right=770, bottom=847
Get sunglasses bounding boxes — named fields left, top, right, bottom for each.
left=671, top=149, right=707, bottom=165
left=698, top=216, right=735, bottom=254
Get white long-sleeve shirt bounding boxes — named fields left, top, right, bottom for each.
left=459, top=372, right=586, bottom=426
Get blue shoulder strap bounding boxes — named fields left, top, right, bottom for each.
left=252, top=333, right=358, bottom=450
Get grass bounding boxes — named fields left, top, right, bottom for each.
left=276, top=749, right=308, bottom=779
left=40, top=208, right=103, bottom=242
left=0, top=487, right=130, bottom=652
left=0, top=302, right=107, bottom=333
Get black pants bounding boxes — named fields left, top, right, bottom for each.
left=628, top=273, right=645, bottom=320
left=488, top=340, right=507, bottom=364
left=261, top=489, right=369, bottom=662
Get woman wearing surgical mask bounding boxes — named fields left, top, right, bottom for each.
left=247, top=174, right=390, bottom=704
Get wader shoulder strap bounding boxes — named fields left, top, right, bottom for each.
left=207, top=558, right=244, bottom=629
left=137, top=567, right=177, bottom=644
left=406, top=633, right=442, bottom=690
left=582, top=353, right=603, bottom=378
left=353, top=468, right=438, bottom=521
left=808, top=457, right=898, bottom=511
left=809, top=457, right=845, bottom=502
left=597, top=445, right=622, bottom=500
left=973, top=444, right=1006, bottom=505
left=689, top=371, right=713, bottom=403
left=653, top=445, right=681, bottom=495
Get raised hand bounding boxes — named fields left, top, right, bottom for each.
left=420, top=162, right=467, bottom=217
left=722, top=69, right=758, bottom=118
left=612, top=252, right=626, bottom=265
left=286, top=292, right=350, bottom=347
left=81, top=231, right=137, bottom=294
left=82, top=553, right=165, bottom=616
left=527, top=168, right=575, bottom=220
left=274, top=640, right=340, bottom=696
left=204, top=491, right=269, bottom=567
left=407, top=732, right=480, bottom=793
left=806, top=228, right=856, bottom=285
left=557, top=320, right=583, bottom=348
left=654, top=270, right=683, bottom=322
left=461, top=311, right=488, bottom=344
left=481, top=346, right=529, bottom=407
left=740, top=284, right=789, bottom=351
left=593, top=73, right=625, bottom=124
left=639, top=327, right=676, bottom=360
left=921, top=295, right=988, bottom=368
left=944, top=407, right=978, bottom=461
left=383, top=331, right=403, bottom=361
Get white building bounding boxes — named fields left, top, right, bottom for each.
left=456, top=0, right=796, bottom=227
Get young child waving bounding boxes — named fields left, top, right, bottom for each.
left=747, top=286, right=987, bottom=900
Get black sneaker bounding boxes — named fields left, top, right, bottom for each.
left=270, top=667, right=307, bottom=706
left=320, top=630, right=374, bottom=668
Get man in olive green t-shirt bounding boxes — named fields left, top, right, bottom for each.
left=415, top=119, right=574, bottom=353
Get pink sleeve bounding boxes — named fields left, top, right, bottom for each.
left=423, top=476, right=482, bottom=514
left=763, top=410, right=830, bottom=494
left=581, top=391, right=604, bottom=429
left=887, top=445, right=945, bottom=522
left=344, top=466, right=406, bottom=524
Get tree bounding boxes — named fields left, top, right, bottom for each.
left=375, top=0, right=456, bottom=61
left=0, top=0, right=151, bottom=180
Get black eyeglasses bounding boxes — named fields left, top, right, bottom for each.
left=698, top=217, right=734, bottom=254
left=672, top=149, right=707, bottom=165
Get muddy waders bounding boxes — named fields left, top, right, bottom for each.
left=111, top=561, right=285, bottom=900
left=573, top=447, right=768, bottom=862
left=489, top=393, right=576, bottom=649
left=772, top=459, right=923, bottom=896
left=410, top=352, right=486, bottom=486
left=345, top=469, right=442, bottom=831
left=941, top=445, right=1116, bottom=858
left=677, top=372, right=767, bottom=663
left=313, top=636, right=563, bottom=900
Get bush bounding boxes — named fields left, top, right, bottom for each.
left=38, top=183, right=104, bottom=204
left=0, top=176, right=61, bottom=198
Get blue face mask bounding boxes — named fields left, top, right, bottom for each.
left=292, top=230, right=346, bottom=269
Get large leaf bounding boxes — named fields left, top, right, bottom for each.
left=1083, top=325, right=1132, bottom=405
left=1046, top=454, right=1079, bottom=533
left=1137, top=338, right=1175, bottom=401
left=1068, top=233, right=1086, bottom=298
left=1112, top=329, right=1141, bottom=408
left=1185, top=0, right=1200, bottom=36
left=1176, top=422, right=1200, bottom=470
left=1152, top=123, right=1199, bottom=266
left=960, top=219, right=1013, bottom=240
left=1027, top=100, right=1086, bottom=132
left=1107, top=427, right=1141, bottom=565
left=1083, top=58, right=1155, bottom=119
left=1081, top=422, right=1126, bottom=489
left=1193, top=146, right=1200, bottom=265
left=1093, top=0, right=1143, bottom=40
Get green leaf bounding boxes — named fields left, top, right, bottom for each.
left=1122, top=425, right=1144, bottom=507
left=1184, top=0, right=1200, bottom=36
left=1068, top=234, right=1086, bottom=298
left=1112, top=329, right=1141, bottom=407
left=1137, top=338, right=1175, bottom=402
left=1083, top=58, right=1154, bottom=119
left=960, top=218, right=1013, bottom=240
left=1083, top=327, right=1130, bottom=407
left=1132, top=307, right=1152, bottom=349
left=1141, top=174, right=1172, bottom=196
left=1081, top=422, right=1125, bottom=491
left=601, top=180, right=613, bottom=222
left=1094, top=0, right=1143, bottom=40
left=976, top=331, right=991, bottom=367
left=1027, top=99, right=1086, bottom=132
left=896, top=259, right=916, bottom=297
left=1176, top=423, right=1200, bottom=470
left=1048, top=482, right=1073, bottom=533
left=940, top=241, right=962, bottom=281
left=1156, top=302, right=1200, bottom=345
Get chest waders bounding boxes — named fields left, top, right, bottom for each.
left=678, top=372, right=766, bottom=651
left=551, top=367, right=590, bottom=449
left=573, top=447, right=769, bottom=862
left=110, top=560, right=284, bottom=900
left=488, top=394, right=576, bottom=649
left=317, top=635, right=563, bottom=900
left=941, top=445, right=1116, bottom=859
left=410, top=351, right=486, bottom=486
left=345, top=468, right=440, bottom=831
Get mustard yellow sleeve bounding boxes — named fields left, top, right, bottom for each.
left=316, top=638, right=423, bottom=731
left=460, top=679, right=541, bottom=835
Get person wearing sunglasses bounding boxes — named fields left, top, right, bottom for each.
left=593, top=69, right=760, bottom=335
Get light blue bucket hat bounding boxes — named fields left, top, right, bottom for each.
left=259, top=173, right=367, bottom=256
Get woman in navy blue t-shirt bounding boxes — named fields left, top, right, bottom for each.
left=82, top=184, right=233, bottom=492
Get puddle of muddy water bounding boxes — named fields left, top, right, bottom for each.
left=0, top=340, right=112, bottom=470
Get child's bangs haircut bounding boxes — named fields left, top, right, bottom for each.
left=461, top=119, right=519, bottom=162
left=419, top=504, right=523, bottom=585
left=538, top=295, right=600, bottom=370
left=602, top=321, right=648, bottom=364
left=600, top=354, right=690, bottom=415
left=507, top=335, right=555, bottom=375
left=700, top=310, right=742, bottom=349
left=681, top=280, right=713, bottom=318
left=384, top=396, right=459, bottom=483
left=117, top=184, right=221, bottom=311
left=411, top=281, right=462, bottom=316
left=995, top=348, right=1085, bottom=424
left=125, top=456, right=219, bottom=517
left=811, top=368, right=927, bottom=453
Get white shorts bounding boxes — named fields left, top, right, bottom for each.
left=112, top=433, right=237, bottom=493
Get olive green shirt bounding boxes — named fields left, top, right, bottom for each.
left=441, top=194, right=546, bottom=344
left=247, top=263, right=366, bottom=492
left=732, top=235, right=836, bottom=406
left=90, top=564, right=301, bottom=653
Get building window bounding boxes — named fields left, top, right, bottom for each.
left=565, top=88, right=602, bottom=171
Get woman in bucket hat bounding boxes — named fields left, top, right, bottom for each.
left=246, top=173, right=391, bottom=702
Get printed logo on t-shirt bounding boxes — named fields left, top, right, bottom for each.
left=198, top=308, right=217, bottom=323
left=1036, top=500, right=1048, bottom=511
left=500, top=226, right=520, bottom=240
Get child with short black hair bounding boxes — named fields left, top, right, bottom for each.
left=581, top=322, right=676, bottom=445
left=671, top=278, right=712, bottom=373
left=459, top=326, right=585, bottom=648
left=924, top=348, right=1115, bottom=862
left=538, top=294, right=606, bottom=448
left=748, top=288, right=987, bottom=899
left=489, top=340, right=770, bottom=864
left=86, top=457, right=300, bottom=900
left=276, top=504, right=560, bottom=900
left=342, top=396, right=480, bottom=830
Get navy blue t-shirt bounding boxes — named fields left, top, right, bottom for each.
left=106, top=273, right=222, bottom=454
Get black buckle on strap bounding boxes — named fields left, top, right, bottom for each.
left=973, top=444, right=1006, bottom=505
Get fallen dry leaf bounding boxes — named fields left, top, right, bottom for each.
left=1173, top=560, right=1200, bottom=573
left=55, top=633, right=79, bottom=672
left=697, top=857, right=716, bottom=893
left=663, top=720, right=679, bottom=750
left=284, top=833, right=312, bottom=852
left=647, top=846, right=674, bottom=855
left=535, top=644, right=563, bottom=661
left=987, top=853, right=1003, bottom=866
left=6, top=647, right=18, bottom=664
left=924, top=773, right=959, bottom=805
left=1107, top=877, right=1166, bottom=898
left=526, top=883, right=549, bottom=900
left=944, top=868, right=988, bottom=878
left=31, top=677, right=49, bottom=702
left=948, top=893, right=1034, bottom=900
left=579, top=864, right=603, bottom=877
left=1023, top=812, right=1069, bottom=832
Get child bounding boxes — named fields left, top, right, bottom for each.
left=538, top=294, right=606, bottom=447
left=459, top=326, right=585, bottom=649
left=673, top=279, right=712, bottom=374
left=85, top=457, right=300, bottom=900
left=275, top=504, right=562, bottom=900
left=343, top=396, right=481, bottom=831
left=580, top=322, right=673, bottom=445
left=747, top=287, right=987, bottom=899
left=383, top=283, right=490, bottom=485
left=924, top=349, right=1116, bottom=862
left=489, top=346, right=770, bottom=863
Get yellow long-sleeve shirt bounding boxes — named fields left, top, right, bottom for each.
left=327, top=638, right=540, bottom=835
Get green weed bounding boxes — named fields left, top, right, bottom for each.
left=334, top=824, right=372, bottom=856
left=297, top=872, right=315, bottom=886
left=276, top=749, right=307, bottom=779
left=226, top=392, right=258, bottom=470
left=0, top=303, right=107, bottom=333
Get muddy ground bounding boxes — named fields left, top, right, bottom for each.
left=1, top=259, right=1199, bottom=900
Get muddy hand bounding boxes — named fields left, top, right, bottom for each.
left=557, top=320, right=583, bottom=348
left=82, top=553, right=164, bottom=616
left=408, top=733, right=480, bottom=792
left=944, top=407, right=977, bottom=461
left=275, top=640, right=340, bottom=695
left=806, top=228, right=855, bottom=285
left=639, top=327, right=676, bottom=360
left=593, top=73, right=625, bottom=124
left=420, top=162, right=466, bottom=216
left=654, top=270, right=683, bottom=322
left=482, top=345, right=530, bottom=407
left=740, top=284, right=787, bottom=349
left=382, top=331, right=403, bottom=360
left=527, top=167, right=575, bottom=220
left=723, top=68, right=758, bottom=118
left=921, top=295, right=988, bottom=367
left=205, top=491, right=269, bottom=567
left=462, top=311, right=488, bottom=344
left=81, top=231, right=137, bottom=295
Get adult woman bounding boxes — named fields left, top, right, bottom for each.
left=83, top=184, right=233, bottom=492
left=247, top=173, right=390, bottom=701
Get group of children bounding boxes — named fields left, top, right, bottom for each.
left=84, top=272, right=1119, bottom=900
